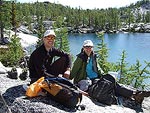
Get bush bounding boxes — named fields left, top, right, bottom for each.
left=0, top=34, right=24, bottom=67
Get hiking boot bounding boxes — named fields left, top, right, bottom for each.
left=133, top=91, right=150, bottom=104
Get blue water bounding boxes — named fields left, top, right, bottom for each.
left=68, top=33, right=150, bottom=86
left=68, top=33, right=150, bottom=67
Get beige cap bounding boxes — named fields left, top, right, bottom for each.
left=44, top=30, right=56, bottom=37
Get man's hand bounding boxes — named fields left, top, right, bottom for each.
left=63, top=70, right=70, bottom=79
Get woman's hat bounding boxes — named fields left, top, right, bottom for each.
left=83, top=40, right=93, bottom=47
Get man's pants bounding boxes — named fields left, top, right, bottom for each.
left=47, top=57, right=68, bottom=76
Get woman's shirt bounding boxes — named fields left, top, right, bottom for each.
left=86, top=57, right=98, bottom=79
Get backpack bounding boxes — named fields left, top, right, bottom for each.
left=88, top=74, right=117, bottom=105
left=41, top=76, right=83, bottom=109
left=7, top=67, right=18, bottom=79
left=26, top=76, right=83, bottom=109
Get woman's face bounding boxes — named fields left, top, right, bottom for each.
left=83, top=46, right=93, bottom=56
left=43, top=35, right=55, bottom=49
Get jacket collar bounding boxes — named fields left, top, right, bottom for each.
left=77, top=51, right=95, bottom=62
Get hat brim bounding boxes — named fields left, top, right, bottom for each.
left=83, top=44, right=93, bottom=47
left=44, top=34, right=56, bottom=37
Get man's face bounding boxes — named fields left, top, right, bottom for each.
left=43, top=35, right=55, bottom=48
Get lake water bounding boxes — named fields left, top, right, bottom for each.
left=68, top=33, right=150, bottom=86
left=68, top=33, right=150, bottom=67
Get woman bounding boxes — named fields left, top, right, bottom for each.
left=70, top=39, right=150, bottom=104
left=70, top=40, right=102, bottom=83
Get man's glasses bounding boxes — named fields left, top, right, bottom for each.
left=84, top=46, right=93, bottom=49
left=45, top=36, right=55, bottom=40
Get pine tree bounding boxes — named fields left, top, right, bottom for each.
left=53, top=16, right=70, bottom=53
left=96, top=32, right=110, bottom=73
left=0, top=35, right=24, bottom=66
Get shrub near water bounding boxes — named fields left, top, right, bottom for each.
left=96, top=33, right=150, bottom=90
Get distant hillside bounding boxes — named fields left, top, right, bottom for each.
left=130, top=0, right=150, bottom=17
left=1, top=0, right=150, bottom=39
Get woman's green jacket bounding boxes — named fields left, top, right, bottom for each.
left=70, top=52, right=102, bottom=84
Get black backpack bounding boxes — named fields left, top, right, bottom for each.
left=88, top=74, right=117, bottom=105
left=7, top=67, right=18, bottom=79
left=42, top=76, right=83, bottom=109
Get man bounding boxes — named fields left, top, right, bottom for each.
left=28, top=29, right=71, bottom=84
left=70, top=39, right=150, bottom=105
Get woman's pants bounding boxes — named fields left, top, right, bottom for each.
left=115, top=83, right=133, bottom=98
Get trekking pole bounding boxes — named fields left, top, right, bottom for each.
left=0, top=91, right=12, bottom=113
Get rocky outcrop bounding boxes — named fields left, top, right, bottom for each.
left=0, top=72, right=150, bottom=113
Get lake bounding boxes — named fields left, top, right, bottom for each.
left=68, top=33, right=150, bottom=67
left=68, top=32, right=150, bottom=86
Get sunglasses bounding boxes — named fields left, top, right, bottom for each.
left=45, top=36, right=55, bottom=40
left=84, top=46, right=93, bottom=49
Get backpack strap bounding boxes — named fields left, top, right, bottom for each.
left=102, top=74, right=116, bottom=83
left=45, top=77, right=78, bottom=90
